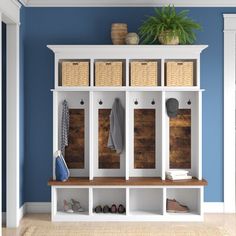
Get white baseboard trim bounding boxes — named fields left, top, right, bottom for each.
left=19, top=204, right=26, bottom=222
left=2, top=204, right=25, bottom=225
left=2, top=212, right=6, bottom=225
left=204, top=202, right=224, bottom=213
left=25, top=202, right=51, bottom=213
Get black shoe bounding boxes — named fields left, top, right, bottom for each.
left=118, top=204, right=126, bottom=214
left=110, top=204, right=117, bottom=213
left=94, top=205, right=102, bottom=213
left=103, top=205, right=110, bottom=213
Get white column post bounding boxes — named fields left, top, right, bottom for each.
left=0, top=12, right=2, bottom=229
left=223, top=14, right=236, bottom=213
left=6, top=23, right=20, bottom=227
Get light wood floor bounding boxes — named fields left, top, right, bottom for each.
left=2, top=213, right=236, bottom=236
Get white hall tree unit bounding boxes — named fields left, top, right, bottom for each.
left=48, top=45, right=208, bottom=222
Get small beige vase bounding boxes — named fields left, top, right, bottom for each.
left=111, top=23, right=128, bottom=45
left=125, top=32, right=140, bottom=45
left=158, top=31, right=179, bottom=45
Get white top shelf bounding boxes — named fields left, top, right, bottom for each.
left=47, top=45, right=208, bottom=58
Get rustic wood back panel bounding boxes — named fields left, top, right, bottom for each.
left=134, top=109, right=155, bottom=169
left=99, top=109, right=120, bottom=169
left=65, top=109, right=85, bottom=169
left=169, top=109, right=191, bottom=169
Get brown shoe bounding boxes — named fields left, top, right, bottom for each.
left=166, top=199, right=189, bottom=213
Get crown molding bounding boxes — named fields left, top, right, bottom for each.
left=18, top=0, right=29, bottom=6
left=0, top=0, right=21, bottom=24
left=12, top=0, right=22, bottom=8
left=224, top=14, right=236, bottom=18
left=25, top=0, right=236, bottom=7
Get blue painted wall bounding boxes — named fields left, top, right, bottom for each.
left=23, top=7, right=232, bottom=202
left=2, top=22, right=6, bottom=212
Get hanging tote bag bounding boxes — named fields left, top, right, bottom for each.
left=55, top=151, right=70, bottom=182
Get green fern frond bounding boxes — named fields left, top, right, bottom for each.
left=138, top=5, right=202, bottom=44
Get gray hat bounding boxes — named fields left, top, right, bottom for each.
left=166, top=98, right=179, bottom=118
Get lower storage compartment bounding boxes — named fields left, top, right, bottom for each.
left=51, top=185, right=204, bottom=221
left=166, top=188, right=201, bottom=216
left=129, top=188, right=163, bottom=215
left=93, top=188, right=126, bottom=215
left=56, top=188, right=89, bottom=216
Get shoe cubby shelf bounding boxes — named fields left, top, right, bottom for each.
left=51, top=186, right=204, bottom=222
left=48, top=45, right=208, bottom=222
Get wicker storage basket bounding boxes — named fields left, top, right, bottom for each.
left=95, top=61, right=123, bottom=86
left=166, top=61, right=193, bottom=86
left=62, top=61, right=89, bottom=86
left=130, top=61, right=158, bottom=86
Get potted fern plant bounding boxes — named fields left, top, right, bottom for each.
left=139, top=5, right=201, bottom=45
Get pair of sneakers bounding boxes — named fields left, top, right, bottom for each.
left=63, top=199, right=84, bottom=213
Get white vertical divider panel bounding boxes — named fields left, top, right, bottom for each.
left=161, top=91, right=166, bottom=180
left=197, top=55, right=201, bottom=179
left=89, top=91, right=94, bottom=180
left=125, top=58, right=129, bottom=87
left=163, top=187, right=166, bottom=215
left=161, top=59, right=165, bottom=87
left=0, top=13, right=2, bottom=229
left=156, top=92, right=162, bottom=178
left=126, top=188, right=130, bottom=215
left=190, top=92, right=197, bottom=179
left=156, top=96, right=159, bottom=176
left=53, top=92, right=59, bottom=180
left=197, top=92, right=202, bottom=180
left=89, top=59, right=94, bottom=179
left=90, top=59, right=94, bottom=87
left=55, top=55, right=59, bottom=88
left=89, top=188, right=93, bottom=215
left=128, top=95, right=133, bottom=177
left=125, top=59, right=129, bottom=180
left=7, top=23, right=20, bottom=227
left=196, top=56, right=200, bottom=88
left=191, top=92, right=202, bottom=180
left=125, top=91, right=129, bottom=180
left=199, top=187, right=204, bottom=217
left=51, top=187, right=57, bottom=221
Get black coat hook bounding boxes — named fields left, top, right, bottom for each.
left=134, top=99, right=138, bottom=105
left=80, top=99, right=84, bottom=105
left=187, top=99, right=191, bottom=105
left=99, top=100, right=103, bottom=105
left=151, top=99, right=155, bottom=105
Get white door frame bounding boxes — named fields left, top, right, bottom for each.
left=0, top=0, right=21, bottom=228
left=224, top=14, right=236, bottom=213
